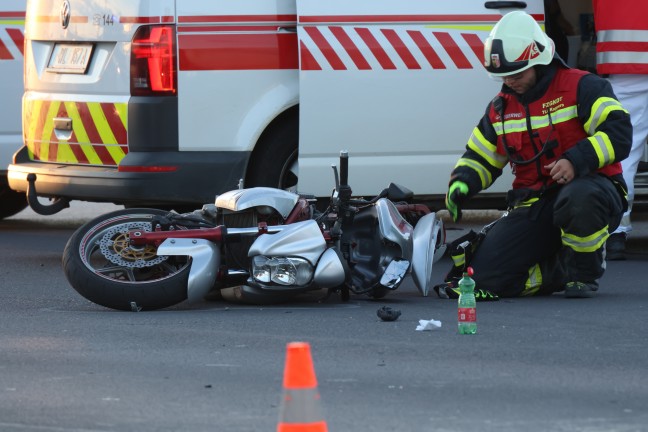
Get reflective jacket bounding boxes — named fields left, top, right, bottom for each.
left=450, top=62, right=631, bottom=200
left=594, top=0, right=648, bottom=75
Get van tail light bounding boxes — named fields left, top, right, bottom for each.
left=130, top=25, right=177, bottom=96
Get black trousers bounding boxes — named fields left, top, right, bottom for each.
left=470, top=175, right=625, bottom=297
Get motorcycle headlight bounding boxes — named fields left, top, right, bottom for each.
left=252, top=256, right=313, bottom=286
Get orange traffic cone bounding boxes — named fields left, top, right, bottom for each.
left=277, top=342, right=328, bottom=432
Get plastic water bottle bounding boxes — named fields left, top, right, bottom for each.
left=458, top=267, right=477, bottom=334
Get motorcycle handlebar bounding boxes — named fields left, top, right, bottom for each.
left=339, top=150, right=349, bottom=187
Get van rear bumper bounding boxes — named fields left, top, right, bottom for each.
left=7, top=148, right=250, bottom=206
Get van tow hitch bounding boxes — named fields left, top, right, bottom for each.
left=26, top=173, right=71, bottom=215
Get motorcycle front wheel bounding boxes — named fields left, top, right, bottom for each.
left=62, top=208, right=191, bottom=311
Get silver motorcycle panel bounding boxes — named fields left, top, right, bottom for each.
left=247, top=220, right=326, bottom=264
left=157, top=238, right=220, bottom=303
left=411, top=212, right=446, bottom=297
left=313, top=248, right=346, bottom=288
left=375, top=198, right=413, bottom=260
left=215, top=187, right=300, bottom=219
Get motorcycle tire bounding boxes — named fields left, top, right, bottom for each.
left=62, top=208, right=191, bottom=311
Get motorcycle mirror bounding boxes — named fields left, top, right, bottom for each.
left=386, top=183, right=414, bottom=202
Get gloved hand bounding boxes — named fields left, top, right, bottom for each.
left=445, top=181, right=469, bottom=222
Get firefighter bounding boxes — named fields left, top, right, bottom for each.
left=444, top=11, right=632, bottom=298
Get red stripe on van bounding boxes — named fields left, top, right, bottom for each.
left=381, top=29, right=420, bottom=69
left=300, top=40, right=321, bottom=70
left=0, top=12, right=25, bottom=19
left=462, top=33, right=485, bottom=64
left=330, top=26, right=371, bottom=70
left=31, top=101, right=51, bottom=154
left=178, top=33, right=298, bottom=71
left=100, top=103, right=128, bottom=145
left=47, top=130, right=59, bottom=163
left=67, top=134, right=91, bottom=165
left=0, top=39, right=12, bottom=60
left=120, top=16, right=174, bottom=24
left=177, top=25, right=279, bottom=33
left=178, top=15, right=297, bottom=24
left=433, top=32, right=472, bottom=69
left=76, top=104, right=122, bottom=164
left=304, top=27, right=346, bottom=70
left=407, top=30, right=445, bottom=69
left=7, top=28, right=24, bottom=56
left=354, top=27, right=396, bottom=70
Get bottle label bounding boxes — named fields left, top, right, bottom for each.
left=458, top=308, right=476, bottom=322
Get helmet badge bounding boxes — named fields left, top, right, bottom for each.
left=515, top=41, right=541, bottom=62
left=61, top=0, right=71, bottom=29
left=490, top=53, right=501, bottom=69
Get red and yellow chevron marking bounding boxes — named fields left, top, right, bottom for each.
left=23, top=99, right=128, bottom=166
left=0, top=11, right=25, bottom=60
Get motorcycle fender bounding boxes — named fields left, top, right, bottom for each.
left=411, top=212, right=446, bottom=297
left=215, top=187, right=299, bottom=219
left=157, top=238, right=220, bottom=303
left=313, top=247, right=347, bottom=288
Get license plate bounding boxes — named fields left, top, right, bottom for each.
left=47, top=43, right=94, bottom=74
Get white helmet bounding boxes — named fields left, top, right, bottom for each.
left=484, top=11, right=555, bottom=77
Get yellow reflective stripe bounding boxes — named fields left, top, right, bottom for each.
left=584, top=97, right=628, bottom=135
left=521, top=263, right=542, bottom=296
left=544, top=105, right=578, bottom=124
left=115, top=102, right=128, bottom=127
left=87, top=102, right=126, bottom=162
left=40, top=101, right=61, bottom=162
left=494, top=107, right=578, bottom=137
left=88, top=102, right=117, bottom=144
left=455, top=158, right=492, bottom=189
left=467, top=127, right=508, bottom=169
left=492, top=118, right=527, bottom=135
left=451, top=253, right=465, bottom=267
left=57, top=139, right=76, bottom=163
left=588, top=132, right=615, bottom=168
left=513, top=197, right=540, bottom=209
left=561, top=225, right=609, bottom=252
left=64, top=101, right=102, bottom=165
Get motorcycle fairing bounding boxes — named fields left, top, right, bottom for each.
left=247, top=219, right=326, bottom=264
left=374, top=198, right=413, bottom=260
left=411, top=212, right=446, bottom=297
left=157, top=238, right=220, bottom=303
left=215, top=187, right=299, bottom=219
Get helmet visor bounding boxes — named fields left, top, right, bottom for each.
left=484, top=39, right=534, bottom=76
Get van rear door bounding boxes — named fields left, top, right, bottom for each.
left=296, top=0, right=544, bottom=198
left=10, top=0, right=178, bottom=205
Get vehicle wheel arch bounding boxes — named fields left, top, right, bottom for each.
left=245, top=105, right=299, bottom=191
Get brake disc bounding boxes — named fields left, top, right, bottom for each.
left=98, top=222, right=168, bottom=268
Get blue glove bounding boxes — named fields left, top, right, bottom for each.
left=445, top=181, right=469, bottom=222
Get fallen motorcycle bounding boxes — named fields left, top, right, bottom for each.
left=62, top=151, right=446, bottom=311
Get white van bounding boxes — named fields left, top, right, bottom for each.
left=0, top=2, right=26, bottom=219
left=7, top=0, right=598, bottom=215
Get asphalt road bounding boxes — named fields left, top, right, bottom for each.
left=0, top=203, right=647, bottom=432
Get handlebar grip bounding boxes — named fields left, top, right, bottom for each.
left=339, top=150, right=349, bottom=186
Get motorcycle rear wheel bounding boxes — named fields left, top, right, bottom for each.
left=62, top=208, right=191, bottom=311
